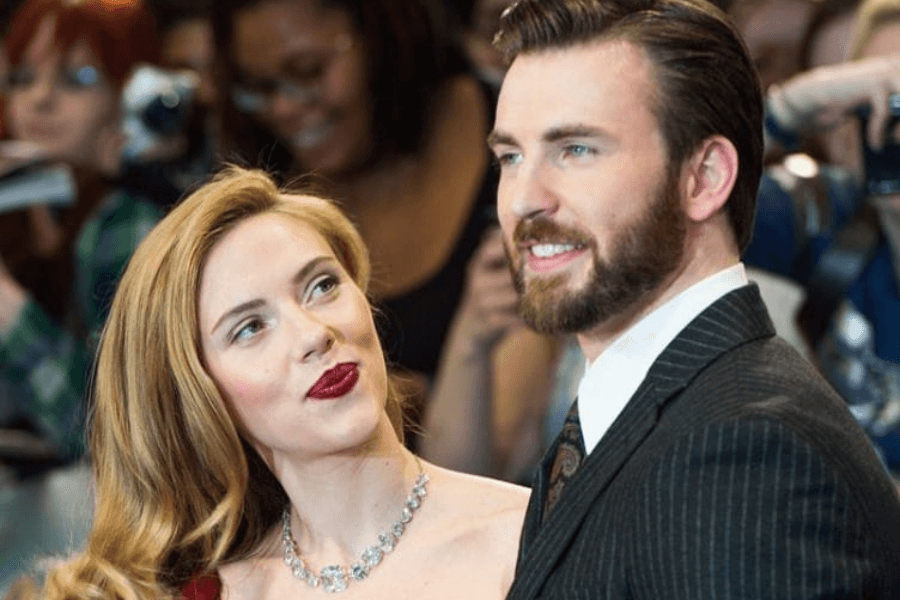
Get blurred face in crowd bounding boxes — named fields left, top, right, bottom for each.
left=738, top=0, right=815, bottom=90
left=5, top=15, right=120, bottom=171
left=230, top=0, right=373, bottom=176
left=490, top=41, right=687, bottom=347
left=808, top=11, right=857, bottom=69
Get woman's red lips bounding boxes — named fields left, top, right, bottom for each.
left=307, top=363, right=359, bottom=400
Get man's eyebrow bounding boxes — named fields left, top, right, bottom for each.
left=487, top=125, right=611, bottom=148
left=543, top=124, right=607, bottom=143
left=487, top=130, right=517, bottom=148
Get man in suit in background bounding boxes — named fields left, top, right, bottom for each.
left=487, top=0, right=900, bottom=598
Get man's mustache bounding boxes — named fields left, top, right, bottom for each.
left=512, top=216, right=594, bottom=248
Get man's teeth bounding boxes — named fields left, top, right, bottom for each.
left=530, top=243, right=580, bottom=258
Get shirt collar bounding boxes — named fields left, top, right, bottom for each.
left=577, top=263, right=748, bottom=454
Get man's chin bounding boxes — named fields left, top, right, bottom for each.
left=518, top=279, right=597, bottom=334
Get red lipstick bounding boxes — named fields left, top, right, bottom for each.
left=307, top=363, right=359, bottom=400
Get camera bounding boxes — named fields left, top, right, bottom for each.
left=120, top=65, right=198, bottom=162
left=857, top=93, right=900, bottom=197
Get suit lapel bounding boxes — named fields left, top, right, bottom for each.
left=517, top=436, right=555, bottom=561
left=507, top=284, right=775, bottom=600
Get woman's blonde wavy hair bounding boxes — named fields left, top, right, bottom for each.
left=42, top=166, right=405, bottom=600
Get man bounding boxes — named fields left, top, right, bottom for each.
left=487, top=1, right=900, bottom=598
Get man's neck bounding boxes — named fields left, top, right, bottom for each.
left=578, top=252, right=741, bottom=363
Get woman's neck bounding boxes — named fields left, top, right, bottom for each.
left=270, top=419, right=421, bottom=566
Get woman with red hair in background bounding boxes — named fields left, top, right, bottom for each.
left=0, top=0, right=163, bottom=459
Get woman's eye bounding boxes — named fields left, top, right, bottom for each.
left=231, top=318, right=265, bottom=343
left=308, top=274, right=339, bottom=301
left=62, top=65, right=100, bottom=89
left=6, top=67, right=35, bottom=88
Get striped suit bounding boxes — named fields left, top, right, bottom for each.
left=508, top=284, right=900, bottom=600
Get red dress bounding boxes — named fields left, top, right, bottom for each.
left=181, top=573, right=221, bottom=600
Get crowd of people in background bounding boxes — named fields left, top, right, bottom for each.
left=0, top=0, right=899, bottom=596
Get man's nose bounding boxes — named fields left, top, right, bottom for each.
left=501, top=158, right=559, bottom=224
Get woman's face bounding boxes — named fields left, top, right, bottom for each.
left=198, top=211, right=389, bottom=461
left=5, top=16, right=120, bottom=171
left=230, top=0, right=373, bottom=176
left=739, top=0, right=814, bottom=91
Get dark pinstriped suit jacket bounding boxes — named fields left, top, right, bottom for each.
left=507, top=284, right=900, bottom=600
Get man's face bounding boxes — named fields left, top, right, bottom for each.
left=489, top=40, right=687, bottom=336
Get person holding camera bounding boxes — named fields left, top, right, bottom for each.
left=745, top=0, right=900, bottom=482
left=0, top=0, right=164, bottom=459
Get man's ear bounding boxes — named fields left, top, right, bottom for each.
left=682, top=135, right=738, bottom=223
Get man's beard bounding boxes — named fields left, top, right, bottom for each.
left=509, top=169, right=687, bottom=335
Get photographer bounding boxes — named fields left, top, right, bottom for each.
left=0, top=0, right=164, bottom=460
left=745, top=0, right=900, bottom=479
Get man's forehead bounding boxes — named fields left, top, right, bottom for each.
left=506, top=37, right=650, bottom=76
left=494, top=39, right=657, bottom=138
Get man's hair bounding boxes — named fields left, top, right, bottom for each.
left=495, top=0, right=763, bottom=253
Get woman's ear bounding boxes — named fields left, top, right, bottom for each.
left=682, top=135, right=739, bottom=223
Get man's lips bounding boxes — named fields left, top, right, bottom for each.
left=307, top=363, right=359, bottom=400
left=521, top=242, right=588, bottom=273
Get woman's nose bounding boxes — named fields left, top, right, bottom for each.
left=267, top=83, right=318, bottom=123
left=25, top=71, right=57, bottom=108
left=291, top=308, right=336, bottom=363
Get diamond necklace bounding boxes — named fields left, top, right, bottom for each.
left=281, top=466, right=429, bottom=593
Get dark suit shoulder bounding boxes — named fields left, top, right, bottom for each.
left=625, top=416, right=900, bottom=599
left=661, top=336, right=882, bottom=479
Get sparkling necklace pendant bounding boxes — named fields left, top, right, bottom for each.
left=320, top=566, right=348, bottom=593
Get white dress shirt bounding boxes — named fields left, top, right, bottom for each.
left=577, top=263, right=749, bottom=454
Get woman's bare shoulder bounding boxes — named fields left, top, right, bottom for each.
left=421, top=462, right=529, bottom=527
left=412, top=462, right=527, bottom=595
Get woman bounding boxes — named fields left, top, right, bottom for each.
left=42, top=166, right=527, bottom=600
left=213, top=0, right=558, bottom=455
left=0, top=0, right=163, bottom=457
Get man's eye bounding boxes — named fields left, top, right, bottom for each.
left=494, top=151, right=522, bottom=168
left=561, top=144, right=594, bottom=159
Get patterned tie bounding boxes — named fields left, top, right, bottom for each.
left=543, top=399, right=586, bottom=522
